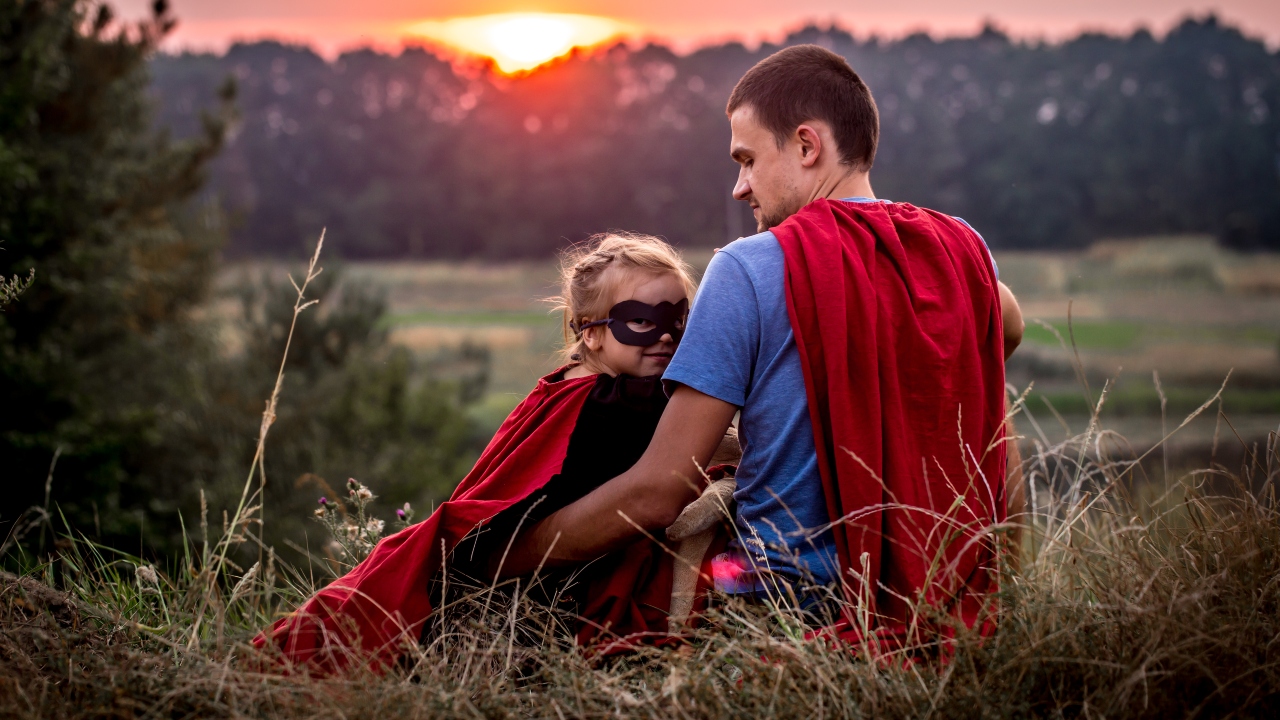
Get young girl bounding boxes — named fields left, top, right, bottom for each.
left=254, top=233, right=698, bottom=673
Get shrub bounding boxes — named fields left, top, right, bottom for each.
left=0, top=2, right=484, bottom=562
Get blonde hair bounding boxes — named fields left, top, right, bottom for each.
left=553, top=232, right=697, bottom=365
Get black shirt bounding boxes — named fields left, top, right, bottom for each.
left=444, top=370, right=668, bottom=591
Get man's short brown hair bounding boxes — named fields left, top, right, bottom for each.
left=727, top=44, right=879, bottom=171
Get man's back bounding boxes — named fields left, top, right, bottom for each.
left=664, top=198, right=999, bottom=594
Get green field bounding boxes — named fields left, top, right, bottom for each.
left=224, top=237, right=1280, bottom=450
left=994, top=237, right=1280, bottom=442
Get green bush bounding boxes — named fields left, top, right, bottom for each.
left=0, top=1, right=484, bottom=564
left=190, top=266, right=485, bottom=565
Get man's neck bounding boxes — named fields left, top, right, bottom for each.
left=812, top=170, right=874, bottom=203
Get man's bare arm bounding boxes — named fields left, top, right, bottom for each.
left=999, top=281, right=1023, bottom=360
left=493, top=385, right=738, bottom=578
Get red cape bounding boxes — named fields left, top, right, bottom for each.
left=253, top=368, right=689, bottom=673
left=773, top=199, right=1007, bottom=650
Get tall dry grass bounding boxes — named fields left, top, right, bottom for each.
left=2, top=238, right=1278, bottom=718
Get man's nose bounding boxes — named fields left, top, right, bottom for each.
left=732, top=174, right=751, bottom=201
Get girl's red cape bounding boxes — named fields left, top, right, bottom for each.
left=252, top=368, right=692, bottom=673
left=774, top=199, right=1007, bottom=653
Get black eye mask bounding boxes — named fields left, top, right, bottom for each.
left=574, top=298, right=688, bottom=347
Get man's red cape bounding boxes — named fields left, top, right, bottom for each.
left=773, top=199, right=1007, bottom=650
left=253, top=369, right=691, bottom=674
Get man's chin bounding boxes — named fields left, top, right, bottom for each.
left=757, top=204, right=798, bottom=231
left=760, top=212, right=787, bottom=231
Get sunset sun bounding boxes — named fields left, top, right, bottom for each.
left=405, top=13, right=629, bottom=73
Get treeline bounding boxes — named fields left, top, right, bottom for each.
left=1, top=1, right=487, bottom=562
left=150, top=16, right=1280, bottom=258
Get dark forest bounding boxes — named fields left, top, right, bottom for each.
left=151, top=17, right=1280, bottom=259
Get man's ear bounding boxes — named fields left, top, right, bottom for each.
left=795, top=124, right=822, bottom=168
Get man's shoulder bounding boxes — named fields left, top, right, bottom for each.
left=718, top=231, right=784, bottom=270
left=879, top=202, right=999, bottom=279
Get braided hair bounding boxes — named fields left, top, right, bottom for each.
left=552, top=232, right=697, bottom=365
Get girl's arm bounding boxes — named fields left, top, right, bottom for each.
left=492, top=385, right=737, bottom=578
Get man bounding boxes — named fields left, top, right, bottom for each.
left=502, top=45, right=1023, bottom=644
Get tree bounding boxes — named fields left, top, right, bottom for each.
left=0, top=2, right=486, bottom=561
left=0, top=0, right=231, bottom=546
left=150, top=18, right=1280, bottom=256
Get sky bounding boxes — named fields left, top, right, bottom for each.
left=114, top=0, right=1280, bottom=56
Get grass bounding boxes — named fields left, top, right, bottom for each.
left=5, top=239, right=1280, bottom=718
left=1022, top=320, right=1144, bottom=350
left=1021, top=320, right=1280, bottom=351
left=1035, top=386, right=1280, bottom=416
left=4, top=409, right=1278, bottom=718
left=378, top=310, right=557, bottom=329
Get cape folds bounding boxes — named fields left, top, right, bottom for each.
left=773, top=199, right=1007, bottom=650
left=252, top=369, right=684, bottom=673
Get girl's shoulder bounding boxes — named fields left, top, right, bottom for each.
left=586, top=372, right=667, bottom=412
left=534, top=366, right=666, bottom=412
left=537, top=364, right=592, bottom=387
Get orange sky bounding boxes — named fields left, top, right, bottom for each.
left=115, top=0, right=1280, bottom=55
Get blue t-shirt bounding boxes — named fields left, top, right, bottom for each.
left=662, top=198, right=995, bottom=592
